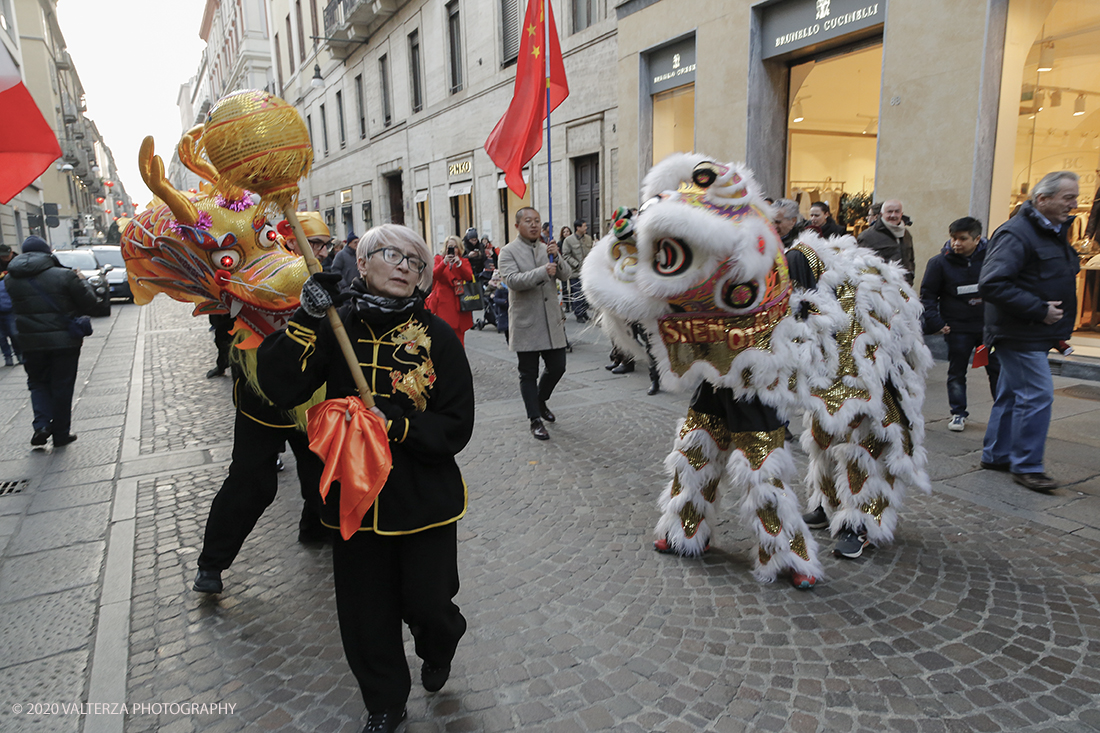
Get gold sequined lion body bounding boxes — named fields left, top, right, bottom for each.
left=581, top=153, right=931, bottom=584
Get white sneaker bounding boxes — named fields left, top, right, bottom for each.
left=948, top=415, right=965, bottom=432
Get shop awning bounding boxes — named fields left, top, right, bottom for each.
left=414, top=190, right=428, bottom=203
left=447, top=182, right=472, bottom=197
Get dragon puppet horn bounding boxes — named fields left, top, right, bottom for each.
left=138, top=136, right=199, bottom=228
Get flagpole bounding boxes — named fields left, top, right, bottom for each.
left=544, top=0, right=553, bottom=260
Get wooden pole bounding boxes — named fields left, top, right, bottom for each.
left=282, top=205, right=375, bottom=408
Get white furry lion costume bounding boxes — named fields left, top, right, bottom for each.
left=582, top=154, right=931, bottom=585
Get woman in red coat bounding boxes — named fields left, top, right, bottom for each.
left=425, top=235, right=474, bottom=345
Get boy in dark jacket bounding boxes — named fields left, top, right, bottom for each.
left=920, top=217, right=1001, bottom=432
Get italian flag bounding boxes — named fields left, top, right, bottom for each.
left=0, top=45, right=61, bottom=204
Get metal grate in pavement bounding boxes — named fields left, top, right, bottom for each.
left=1055, top=384, right=1100, bottom=402
left=0, top=479, right=29, bottom=497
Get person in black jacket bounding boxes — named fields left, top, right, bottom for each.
left=807, top=201, right=846, bottom=239
left=979, top=171, right=1080, bottom=493
left=5, top=236, right=99, bottom=446
left=257, top=224, right=474, bottom=733
left=920, top=217, right=1001, bottom=432
left=858, top=200, right=916, bottom=283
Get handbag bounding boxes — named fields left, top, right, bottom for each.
left=456, top=280, right=484, bottom=312
left=26, top=276, right=93, bottom=340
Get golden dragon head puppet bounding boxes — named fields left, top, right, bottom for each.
left=121, top=129, right=309, bottom=348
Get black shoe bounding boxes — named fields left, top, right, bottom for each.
left=421, top=662, right=451, bottom=692
left=834, top=528, right=869, bottom=559
left=53, top=433, right=78, bottom=447
left=31, top=428, right=50, bottom=446
left=193, top=568, right=223, bottom=594
left=298, top=522, right=329, bottom=543
left=605, top=361, right=620, bottom=371
left=363, top=708, right=407, bottom=733
left=802, top=506, right=829, bottom=529
left=611, top=362, right=635, bottom=374
left=647, top=381, right=660, bottom=396
left=980, top=460, right=1010, bottom=472
left=206, top=367, right=225, bottom=378
left=539, top=402, right=556, bottom=423
left=1012, top=472, right=1057, bottom=492
left=530, top=419, right=549, bottom=441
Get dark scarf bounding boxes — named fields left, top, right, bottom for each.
left=348, top=278, right=424, bottom=321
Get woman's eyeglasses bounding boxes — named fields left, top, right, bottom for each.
left=367, top=247, right=428, bottom=274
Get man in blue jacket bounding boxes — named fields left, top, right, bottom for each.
left=920, top=217, right=1000, bottom=432
left=979, top=171, right=1080, bottom=492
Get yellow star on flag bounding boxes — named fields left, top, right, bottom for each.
left=527, top=23, right=536, bottom=37
left=532, top=45, right=541, bottom=58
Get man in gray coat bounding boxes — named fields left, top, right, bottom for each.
left=499, top=207, right=572, bottom=440
left=561, top=219, right=593, bottom=323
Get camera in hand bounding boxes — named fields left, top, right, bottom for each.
left=447, top=245, right=456, bottom=256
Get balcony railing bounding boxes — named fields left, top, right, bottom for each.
left=322, top=0, right=405, bottom=51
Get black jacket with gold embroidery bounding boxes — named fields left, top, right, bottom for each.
left=255, top=299, right=474, bottom=534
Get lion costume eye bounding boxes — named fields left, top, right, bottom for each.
left=692, top=161, right=722, bottom=189
left=654, top=237, right=692, bottom=276
left=214, top=250, right=242, bottom=270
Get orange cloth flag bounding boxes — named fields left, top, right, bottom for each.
left=307, top=396, right=393, bottom=540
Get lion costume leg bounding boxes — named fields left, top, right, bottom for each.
left=656, top=386, right=822, bottom=584
left=655, top=406, right=732, bottom=557
left=803, top=386, right=919, bottom=550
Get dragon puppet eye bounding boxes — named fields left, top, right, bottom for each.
left=692, top=161, right=722, bottom=189
left=639, top=195, right=662, bottom=213
left=214, top=250, right=242, bottom=270
left=258, top=223, right=280, bottom=248
left=654, top=237, right=692, bottom=276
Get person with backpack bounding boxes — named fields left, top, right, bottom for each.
left=5, top=236, right=99, bottom=446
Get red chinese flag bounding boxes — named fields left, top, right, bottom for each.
left=484, top=0, right=568, bottom=198
left=0, top=47, right=62, bottom=205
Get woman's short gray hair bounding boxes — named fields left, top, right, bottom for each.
left=773, top=198, right=801, bottom=221
left=1030, top=171, right=1079, bottom=202
left=356, top=224, right=434, bottom=292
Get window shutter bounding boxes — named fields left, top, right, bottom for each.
left=501, top=0, right=520, bottom=64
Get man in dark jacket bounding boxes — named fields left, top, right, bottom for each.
left=858, top=199, right=915, bottom=282
left=920, top=217, right=1000, bottom=432
left=5, top=236, right=99, bottom=446
left=331, top=230, right=360, bottom=290
left=772, top=199, right=806, bottom=251
left=979, top=171, right=1080, bottom=492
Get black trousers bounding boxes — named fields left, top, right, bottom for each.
left=197, top=409, right=324, bottom=571
left=23, top=347, right=80, bottom=437
left=517, top=347, right=567, bottom=420
left=209, top=314, right=235, bottom=371
left=689, top=382, right=786, bottom=432
left=332, top=523, right=467, bottom=712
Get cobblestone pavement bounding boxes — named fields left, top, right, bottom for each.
left=1, top=297, right=1100, bottom=733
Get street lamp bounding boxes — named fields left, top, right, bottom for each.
left=311, top=64, right=324, bottom=89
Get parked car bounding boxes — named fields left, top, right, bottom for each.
left=91, top=245, right=132, bottom=301
left=53, top=248, right=112, bottom=316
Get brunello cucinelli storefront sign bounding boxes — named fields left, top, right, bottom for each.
left=649, top=37, right=696, bottom=95
left=759, top=0, right=884, bottom=59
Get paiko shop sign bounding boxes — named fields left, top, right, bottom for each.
left=759, top=0, right=884, bottom=59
